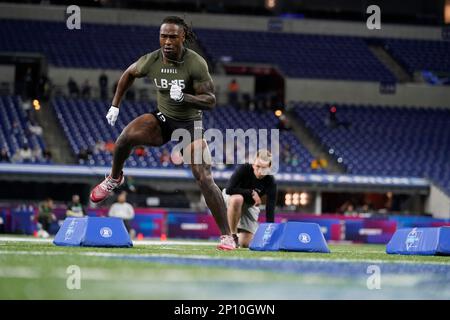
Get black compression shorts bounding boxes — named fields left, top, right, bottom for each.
left=151, top=109, right=204, bottom=144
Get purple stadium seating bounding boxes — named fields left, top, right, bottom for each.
left=2, top=19, right=448, bottom=81
left=384, top=39, right=450, bottom=75
left=292, top=102, right=450, bottom=194
left=0, top=95, right=48, bottom=164
left=52, top=97, right=320, bottom=173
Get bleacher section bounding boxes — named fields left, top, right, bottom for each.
left=0, top=18, right=420, bottom=82
left=196, top=29, right=395, bottom=82
left=384, top=39, right=450, bottom=75
left=292, top=102, right=450, bottom=193
left=2, top=18, right=449, bottom=82
left=0, top=19, right=159, bottom=69
left=52, top=96, right=319, bottom=173
left=0, top=95, right=48, bottom=163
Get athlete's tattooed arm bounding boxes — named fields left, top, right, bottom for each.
left=184, top=80, right=216, bottom=110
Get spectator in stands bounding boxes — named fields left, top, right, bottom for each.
left=12, top=144, right=33, bottom=163
left=344, top=203, right=357, bottom=216
left=281, top=144, right=292, bottom=164
left=358, top=202, right=374, bottom=215
left=28, top=120, right=43, bottom=136
left=66, top=194, right=85, bottom=217
left=24, top=67, right=34, bottom=100
left=11, top=121, right=21, bottom=136
left=340, top=201, right=358, bottom=216
left=290, top=154, right=299, bottom=167
left=32, top=146, right=43, bottom=162
left=108, top=191, right=135, bottom=238
left=77, top=148, right=89, bottom=164
left=134, top=146, right=147, bottom=158
left=37, top=74, right=52, bottom=102
left=99, top=71, right=109, bottom=101
left=277, top=113, right=291, bottom=131
left=93, top=140, right=106, bottom=154
left=38, top=197, right=57, bottom=234
left=227, top=79, right=239, bottom=107
left=21, top=99, right=32, bottom=115
left=81, top=79, right=92, bottom=99
left=104, top=140, right=115, bottom=154
left=42, top=149, right=52, bottom=163
left=0, top=148, right=10, bottom=163
left=160, top=148, right=171, bottom=167
left=67, top=77, right=80, bottom=98
left=326, top=105, right=351, bottom=129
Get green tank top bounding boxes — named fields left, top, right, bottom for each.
left=135, top=48, right=212, bottom=121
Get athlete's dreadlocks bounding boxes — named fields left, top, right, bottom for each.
left=161, top=16, right=196, bottom=45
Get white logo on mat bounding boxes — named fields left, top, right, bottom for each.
left=405, top=228, right=422, bottom=251
left=100, top=227, right=112, bottom=238
left=262, top=224, right=275, bottom=245
left=298, top=233, right=311, bottom=244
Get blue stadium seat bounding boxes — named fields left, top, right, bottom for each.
left=292, top=102, right=450, bottom=194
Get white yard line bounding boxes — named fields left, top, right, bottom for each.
left=1, top=236, right=450, bottom=266
left=1, top=249, right=450, bottom=266
left=0, top=236, right=215, bottom=246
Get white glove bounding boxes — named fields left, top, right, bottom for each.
left=170, top=83, right=184, bottom=102
left=106, top=105, right=119, bottom=126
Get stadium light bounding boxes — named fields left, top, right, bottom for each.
left=33, top=99, right=40, bottom=111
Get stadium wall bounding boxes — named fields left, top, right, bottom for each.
left=286, top=79, right=450, bottom=108
left=0, top=3, right=443, bottom=40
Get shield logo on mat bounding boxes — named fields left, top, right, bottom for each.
left=100, top=227, right=113, bottom=238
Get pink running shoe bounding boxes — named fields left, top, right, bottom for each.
left=90, top=172, right=125, bottom=203
left=217, top=235, right=237, bottom=251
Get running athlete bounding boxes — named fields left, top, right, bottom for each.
left=89, top=16, right=235, bottom=250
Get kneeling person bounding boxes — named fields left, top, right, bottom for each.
left=223, top=150, right=277, bottom=248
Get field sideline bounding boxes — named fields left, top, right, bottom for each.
left=1, top=236, right=450, bottom=299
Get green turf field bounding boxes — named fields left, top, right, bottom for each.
left=1, top=237, right=450, bottom=299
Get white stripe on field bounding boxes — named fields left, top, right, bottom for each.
left=0, top=236, right=215, bottom=246
left=1, top=249, right=450, bottom=267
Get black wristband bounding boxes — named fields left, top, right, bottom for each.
left=111, top=105, right=118, bottom=108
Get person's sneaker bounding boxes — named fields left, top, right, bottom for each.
left=217, top=235, right=236, bottom=251
left=90, top=172, right=124, bottom=203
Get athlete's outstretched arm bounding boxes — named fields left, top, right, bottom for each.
left=183, top=80, right=216, bottom=110
left=111, top=62, right=141, bottom=108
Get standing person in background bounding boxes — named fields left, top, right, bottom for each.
left=227, top=79, right=239, bottom=107
left=66, top=194, right=85, bottom=217
left=38, top=197, right=57, bottom=235
left=99, top=71, right=109, bottom=101
left=108, top=191, right=136, bottom=238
